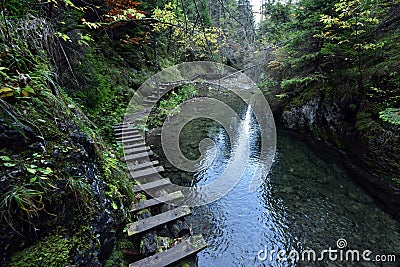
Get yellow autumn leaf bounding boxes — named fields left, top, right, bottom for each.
left=0, top=87, right=14, bottom=98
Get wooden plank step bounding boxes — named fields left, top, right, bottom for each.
left=115, top=131, right=141, bottom=136
left=114, top=129, right=140, bottom=135
left=132, top=178, right=171, bottom=193
left=128, top=235, right=207, bottom=267
left=128, top=161, right=160, bottom=171
left=148, top=95, right=159, bottom=100
left=114, top=129, right=139, bottom=135
left=130, top=191, right=184, bottom=212
left=120, top=137, right=144, bottom=144
left=127, top=206, right=192, bottom=236
left=144, top=100, right=157, bottom=105
left=125, top=151, right=153, bottom=162
left=130, top=166, right=164, bottom=179
left=124, top=146, right=151, bottom=155
left=115, top=134, right=142, bottom=141
left=124, top=142, right=147, bottom=150
left=114, top=124, right=135, bottom=130
left=114, top=124, right=138, bottom=129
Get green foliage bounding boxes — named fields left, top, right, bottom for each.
left=147, top=83, right=198, bottom=128
left=259, top=79, right=278, bottom=90
left=151, top=1, right=224, bottom=62
left=89, top=84, right=137, bottom=143
left=259, top=1, right=294, bottom=43
left=280, top=75, right=320, bottom=90
left=73, top=50, right=113, bottom=110
left=0, top=13, right=51, bottom=82
left=104, top=237, right=135, bottom=267
left=0, top=155, right=16, bottom=167
left=66, top=177, right=92, bottom=204
left=275, top=93, right=289, bottom=100
left=1, top=0, right=37, bottom=18
left=315, top=0, right=386, bottom=64
left=379, top=108, right=400, bottom=126
left=260, top=0, right=400, bottom=115
left=101, top=149, right=134, bottom=206
left=1, top=186, right=44, bottom=220
left=159, top=83, right=198, bottom=113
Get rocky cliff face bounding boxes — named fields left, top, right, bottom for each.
left=282, top=97, right=322, bottom=130
left=0, top=96, right=126, bottom=266
left=281, top=96, right=400, bottom=220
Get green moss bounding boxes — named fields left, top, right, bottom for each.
left=9, top=223, right=97, bottom=267
left=135, top=208, right=151, bottom=218
left=10, top=234, right=72, bottom=267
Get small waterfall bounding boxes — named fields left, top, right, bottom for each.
left=230, top=105, right=252, bottom=159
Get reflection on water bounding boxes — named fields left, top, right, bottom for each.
left=159, top=103, right=400, bottom=267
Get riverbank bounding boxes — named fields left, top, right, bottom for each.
left=278, top=127, right=400, bottom=221
left=275, top=96, right=400, bottom=222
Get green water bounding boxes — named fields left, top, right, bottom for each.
left=154, top=101, right=400, bottom=267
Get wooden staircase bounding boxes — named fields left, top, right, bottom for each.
left=114, top=121, right=206, bottom=267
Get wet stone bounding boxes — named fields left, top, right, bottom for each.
left=28, top=142, right=46, bottom=153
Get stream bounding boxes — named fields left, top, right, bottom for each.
left=150, top=93, right=400, bottom=267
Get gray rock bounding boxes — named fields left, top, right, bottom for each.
left=282, top=97, right=321, bottom=130
left=319, top=101, right=345, bottom=133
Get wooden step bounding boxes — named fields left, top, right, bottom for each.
left=125, top=151, right=153, bottom=162
left=132, top=178, right=171, bottom=193
left=114, top=128, right=140, bottom=136
left=128, top=161, right=160, bottom=171
left=130, top=191, right=184, bottom=212
left=124, top=146, right=151, bottom=155
left=116, top=134, right=142, bottom=142
left=120, top=137, right=144, bottom=144
left=124, top=142, right=147, bottom=150
left=144, top=100, right=157, bottom=105
left=128, top=235, right=207, bottom=267
left=114, top=124, right=139, bottom=130
left=148, top=95, right=159, bottom=100
left=130, top=166, right=164, bottom=179
left=127, top=206, right=192, bottom=236
left=130, top=172, right=162, bottom=184
left=114, top=124, right=136, bottom=130
left=145, top=97, right=157, bottom=101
